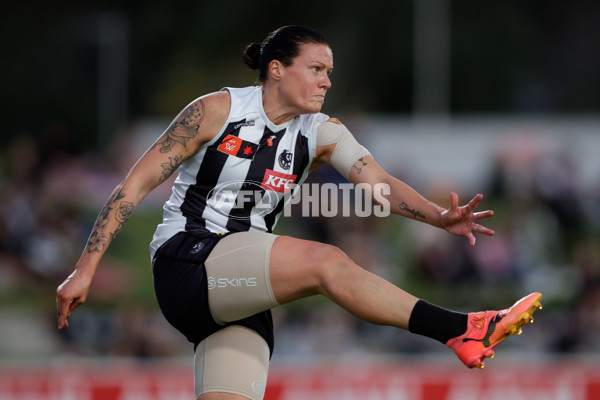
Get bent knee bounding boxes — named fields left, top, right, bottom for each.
left=307, top=243, right=356, bottom=294
left=270, top=236, right=358, bottom=303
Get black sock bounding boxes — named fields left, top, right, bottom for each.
left=408, top=300, right=469, bottom=344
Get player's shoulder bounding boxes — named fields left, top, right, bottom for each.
left=299, top=112, right=331, bottom=134
left=186, top=90, right=231, bottom=129
left=199, top=90, right=231, bottom=111
left=324, top=117, right=343, bottom=125
left=173, top=91, right=230, bottom=147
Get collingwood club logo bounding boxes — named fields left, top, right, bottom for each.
left=278, top=149, right=293, bottom=170
left=189, top=241, right=205, bottom=254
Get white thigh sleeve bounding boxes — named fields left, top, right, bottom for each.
left=205, top=231, right=280, bottom=324
left=316, top=120, right=371, bottom=180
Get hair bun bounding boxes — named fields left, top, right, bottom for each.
left=242, top=43, right=261, bottom=70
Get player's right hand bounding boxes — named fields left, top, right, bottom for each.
left=56, top=269, right=92, bottom=329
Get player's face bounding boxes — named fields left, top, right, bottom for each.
left=279, top=43, right=333, bottom=115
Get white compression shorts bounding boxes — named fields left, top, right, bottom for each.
left=316, top=119, right=371, bottom=179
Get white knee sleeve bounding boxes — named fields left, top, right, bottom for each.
left=195, top=325, right=270, bottom=399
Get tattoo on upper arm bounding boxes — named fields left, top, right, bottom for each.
left=159, top=155, right=184, bottom=183
left=352, top=157, right=368, bottom=174
left=399, top=202, right=426, bottom=219
left=153, top=99, right=205, bottom=154
left=87, top=188, right=135, bottom=253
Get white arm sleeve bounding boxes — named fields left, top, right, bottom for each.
left=316, top=120, right=371, bottom=180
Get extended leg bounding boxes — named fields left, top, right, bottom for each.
left=269, top=235, right=419, bottom=328
left=205, top=232, right=542, bottom=371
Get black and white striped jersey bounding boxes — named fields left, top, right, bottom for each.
left=150, top=86, right=328, bottom=257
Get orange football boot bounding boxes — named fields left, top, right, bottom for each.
left=446, top=292, right=543, bottom=369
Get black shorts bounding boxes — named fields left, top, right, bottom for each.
left=151, top=230, right=274, bottom=356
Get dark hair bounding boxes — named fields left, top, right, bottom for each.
left=243, top=25, right=330, bottom=83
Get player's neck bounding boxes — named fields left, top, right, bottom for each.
left=261, top=85, right=296, bottom=126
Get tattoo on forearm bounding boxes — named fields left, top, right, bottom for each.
left=352, top=157, right=368, bottom=174
left=87, top=188, right=135, bottom=253
left=159, top=155, right=184, bottom=183
left=153, top=99, right=205, bottom=154
left=399, top=202, right=426, bottom=219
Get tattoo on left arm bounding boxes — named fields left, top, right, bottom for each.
left=352, top=157, right=368, bottom=174
left=399, top=201, right=426, bottom=219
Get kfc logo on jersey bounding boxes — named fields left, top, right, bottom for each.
left=261, top=169, right=297, bottom=193
left=217, top=134, right=259, bottom=159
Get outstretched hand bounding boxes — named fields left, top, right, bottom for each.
left=440, top=192, right=495, bottom=246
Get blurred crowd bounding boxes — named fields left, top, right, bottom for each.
left=1, top=118, right=599, bottom=364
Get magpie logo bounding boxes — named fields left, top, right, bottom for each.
left=278, top=149, right=293, bottom=170
left=189, top=241, right=205, bottom=254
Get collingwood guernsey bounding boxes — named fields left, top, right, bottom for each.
left=150, top=86, right=329, bottom=258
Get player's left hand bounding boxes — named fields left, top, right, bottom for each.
left=440, top=192, right=495, bottom=246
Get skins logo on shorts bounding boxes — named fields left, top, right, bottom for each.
left=217, top=134, right=259, bottom=159
left=207, top=276, right=258, bottom=289
left=261, top=169, right=297, bottom=193
left=252, top=380, right=266, bottom=396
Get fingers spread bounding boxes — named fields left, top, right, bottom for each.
left=473, top=223, right=495, bottom=236
left=466, top=193, right=483, bottom=212
left=450, top=192, right=459, bottom=209
left=473, top=210, right=494, bottom=220
left=468, top=233, right=476, bottom=247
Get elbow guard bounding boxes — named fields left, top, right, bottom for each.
left=316, top=119, right=371, bottom=180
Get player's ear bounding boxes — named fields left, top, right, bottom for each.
left=268, top=60, right=283, bottom=81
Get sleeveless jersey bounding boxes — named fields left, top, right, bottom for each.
left=150, top=86, right=329, bottom=258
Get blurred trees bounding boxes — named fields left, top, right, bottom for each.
left=2, top=1, right=600, bottom=151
